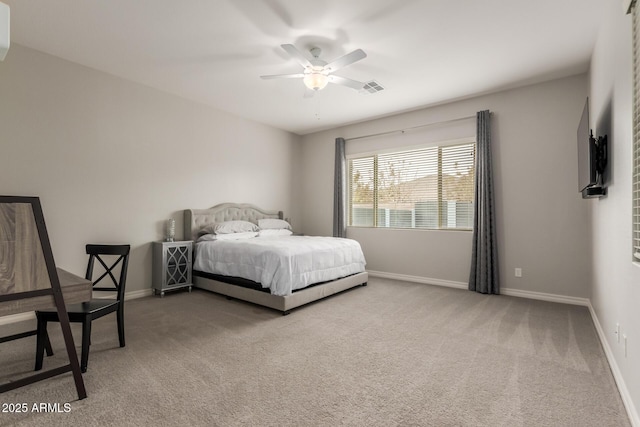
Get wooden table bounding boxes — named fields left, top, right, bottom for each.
left=0, top=196, right=90, bottom=399
left=0, top=268, right=92, bottom=317
left=0, top=268, right=92, bottom=398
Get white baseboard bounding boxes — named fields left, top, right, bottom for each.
left=0, top=288, right=154, bottom=327
left=123, top=288, right=154, bottom=301
left=367, top=270, right=590, bottom=306
left=367, top=269, right=637, bottom=426
left=500, top=287, right=589, bottom=307
left=588, top=302, right=640, bottom=427
left=367, top=270, right=468, bottom=290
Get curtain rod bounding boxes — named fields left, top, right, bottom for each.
left=345, top=114, right=478, bottom=142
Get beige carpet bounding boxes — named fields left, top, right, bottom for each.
left=0, top=278, right=631, bottom=426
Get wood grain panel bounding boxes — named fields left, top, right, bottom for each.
left=0, top=203, right=52, bottom=296
left=0, top=204, right=16, bottom=295
left=14, top=203, right=50, bottom=292
left=0, top=268, right=92, bottom=316
left=0, top=200, right=92, bottom=314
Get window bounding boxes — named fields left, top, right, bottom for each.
left=634, top=2, right=640, bottom=260
left=348, top=140, right=476, bottom=230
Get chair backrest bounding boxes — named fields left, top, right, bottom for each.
left=85, top=244, right=130, bottom=302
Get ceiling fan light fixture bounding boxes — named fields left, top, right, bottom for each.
left=303, top=71, right=329, bottom=91
left=263, top=44, right=368, bottom=95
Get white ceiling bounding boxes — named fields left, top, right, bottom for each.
left=3, top=0, right=608, bottom=135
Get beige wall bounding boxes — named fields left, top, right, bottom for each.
left=0, top=44, right=301, bottom=294
left=299, top=74, right=591, bottom=298
left=589, top=2, right=640, bottom=423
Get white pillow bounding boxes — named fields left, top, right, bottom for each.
left=197, top=231, right=258, bottom=242
left=200, top=220, right=259, bottom=235
left=258, top=218, right=291, bottom=230
left=258, top=229, right=293, bottom=237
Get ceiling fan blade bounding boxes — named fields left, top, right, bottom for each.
left=280, top=44, right=312, bottom=68
left=324, top=49, right=367, bottom=73
left=328, top=75, right=366, bottom=91
left=303, top=88, right=316, bottom=99
left=260, top=73, right=305, bottom=79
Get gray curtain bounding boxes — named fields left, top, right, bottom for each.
left=333, top=137, right=346, bottom=238
left=469, top=110, right=499, bottom=294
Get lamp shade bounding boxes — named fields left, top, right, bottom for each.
left=303, top=72, right=328, bottom=91
left=0, top=2, right=9, bottom=61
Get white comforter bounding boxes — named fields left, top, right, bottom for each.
left=194, top=235, right=366, bottom=296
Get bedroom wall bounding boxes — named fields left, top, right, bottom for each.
left=589, top=1, right=640, bottom=423
left=298, top=74, right=592, bottom=299
left=0, top=44, right=301, bottom=295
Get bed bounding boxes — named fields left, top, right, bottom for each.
left=184, top=203, right=368, bottom=314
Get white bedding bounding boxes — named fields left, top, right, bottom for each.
left=193, top=235, right=366, bottom=296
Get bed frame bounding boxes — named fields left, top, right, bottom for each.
left=184, top=203, right=368, bottom=314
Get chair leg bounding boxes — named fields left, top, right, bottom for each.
left=34, top=316, right=47, bottom=371
left=80, top=318, right=92, bottom=373
left=117, top=306, right=125, bottom=347
left=44, top=330, right=54, bottom=357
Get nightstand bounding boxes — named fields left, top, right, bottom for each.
left=152, top=241, right=193, bottom=297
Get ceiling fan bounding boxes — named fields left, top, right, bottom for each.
left=261, top=44, right=367, bottom=97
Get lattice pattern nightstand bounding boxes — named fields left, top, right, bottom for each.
left=152, top=241, right=193, bottom=297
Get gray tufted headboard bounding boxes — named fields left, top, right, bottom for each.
left=184, top=203, right=283, bottom=242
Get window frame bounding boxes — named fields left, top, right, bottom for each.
left=633, top=2, right=640, bottom=261
left=346, top=136, right=476, bottom=231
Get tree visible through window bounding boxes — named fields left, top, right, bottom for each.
left=348, top=142, right=476, bottom=230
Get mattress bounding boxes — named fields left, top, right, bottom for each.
left=193, top=235, right=366, bottom=296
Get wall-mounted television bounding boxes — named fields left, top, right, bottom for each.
left=577, top=98, right=607, bottom=198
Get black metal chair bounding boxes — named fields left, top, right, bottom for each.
left=35, top=244, right=131, bottom=373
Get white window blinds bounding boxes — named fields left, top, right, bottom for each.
left=633, top=2, right=640, bottom=260
left=348, top=142, right=475, bottom=230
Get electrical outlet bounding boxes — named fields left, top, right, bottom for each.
left=616, top=323, right=620, bottom=343
left=515, top=268, right=522, bottom=278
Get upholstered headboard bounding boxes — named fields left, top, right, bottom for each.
left=184, top=203, right=283, bottom=242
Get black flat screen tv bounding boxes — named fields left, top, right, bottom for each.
left=577, top=98, right=606, bottom=198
